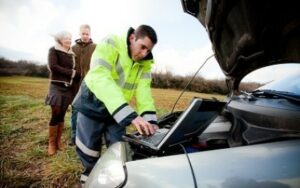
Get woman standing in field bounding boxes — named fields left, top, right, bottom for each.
left=45, top=31, right=80, bottom=155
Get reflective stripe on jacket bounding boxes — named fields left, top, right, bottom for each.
left=75, top=28, right=157, bottom=126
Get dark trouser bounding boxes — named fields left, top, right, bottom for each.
left=75, top=112, right=125, bottom=184
left=70, top=107, right=77, bottom=141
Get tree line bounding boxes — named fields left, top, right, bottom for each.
left=0, top=57, right=49, bottom=77
left=0, top=57, right=261, bottom=94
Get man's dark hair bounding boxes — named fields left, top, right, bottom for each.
left=134, top=25, right=157, bottom=44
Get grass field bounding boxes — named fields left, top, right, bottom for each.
left=0, top=76, right=225, bottom=187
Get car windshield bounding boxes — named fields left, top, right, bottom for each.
left=258, top=73, right=300, bottom=96
left=241, top=64, right=300, bottom=96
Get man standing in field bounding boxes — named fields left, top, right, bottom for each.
left=70, top=24, right=96, bottom=145
left=72, top=25, right=159, bottom=185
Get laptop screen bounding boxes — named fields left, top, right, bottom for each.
left=158, top=98, right=226, bottom=148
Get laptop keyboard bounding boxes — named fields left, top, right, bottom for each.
left=141, top=128, right=169, bottom=146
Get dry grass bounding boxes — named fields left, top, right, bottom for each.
left=0, top=76, right=225, bottom=187
left=152, top=88, right=225, bottom=113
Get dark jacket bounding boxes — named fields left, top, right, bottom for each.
left=48, top=46, right=80, bottom=87
left=72, top=39, right=96, bottom=84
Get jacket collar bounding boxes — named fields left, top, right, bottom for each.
left=54, top=43, right=75, bottom=55
left=74, top=38, right=94, bottom=46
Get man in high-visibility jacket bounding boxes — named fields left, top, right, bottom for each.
left=72, top=25, right=159, bottom=184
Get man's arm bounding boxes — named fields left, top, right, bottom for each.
left=135, top=61, right=158, bottom=125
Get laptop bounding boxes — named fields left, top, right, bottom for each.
left=122, top=98, right=226, bottom=151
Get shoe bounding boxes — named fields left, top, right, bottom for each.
left=48, top=125, right=58, bottom=155
left=57, top=122, right=65, bottom=150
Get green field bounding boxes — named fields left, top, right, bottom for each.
left=0, top=76, right=225, bottom=187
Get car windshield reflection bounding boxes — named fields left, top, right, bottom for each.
left=240, top=64, right=300, bottom=95
left=258, top=73, right=300, bottom=96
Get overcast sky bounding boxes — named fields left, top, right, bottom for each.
left=0, top=0, right=299, bottom=83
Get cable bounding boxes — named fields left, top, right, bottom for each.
left=179, top=144, right=198, bottom=188
left=171, top=54, right=215, bottom=113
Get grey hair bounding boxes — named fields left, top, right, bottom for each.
left=80, top=24, right=91, bottom=31
left=52, top=31, right=72, bottom=45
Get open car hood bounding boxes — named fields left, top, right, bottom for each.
left=182, top=0, right=300, bottom=92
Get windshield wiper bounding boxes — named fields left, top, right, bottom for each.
left=250, top=89, right=300, bottom=103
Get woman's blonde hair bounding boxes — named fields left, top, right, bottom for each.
left=52, top=31, right=72, bottom=45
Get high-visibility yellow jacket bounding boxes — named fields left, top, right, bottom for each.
left=73, top=28, right=157, bottom=127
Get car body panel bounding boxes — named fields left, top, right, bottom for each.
left=124, top=153, right=195, bottom=188
left=189, top=139, right=300, bottom=188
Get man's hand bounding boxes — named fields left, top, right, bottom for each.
left=131, top=116, right=158, bottom=135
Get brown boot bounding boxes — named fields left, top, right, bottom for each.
left=48, top=126, right=58, bottom=156
left=57, top=122, right=65, bottom=150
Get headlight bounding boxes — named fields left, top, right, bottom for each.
left=85, top=142, right=126, bottom=188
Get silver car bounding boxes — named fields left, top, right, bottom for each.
left=85, top=0, right=300, bottom=187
